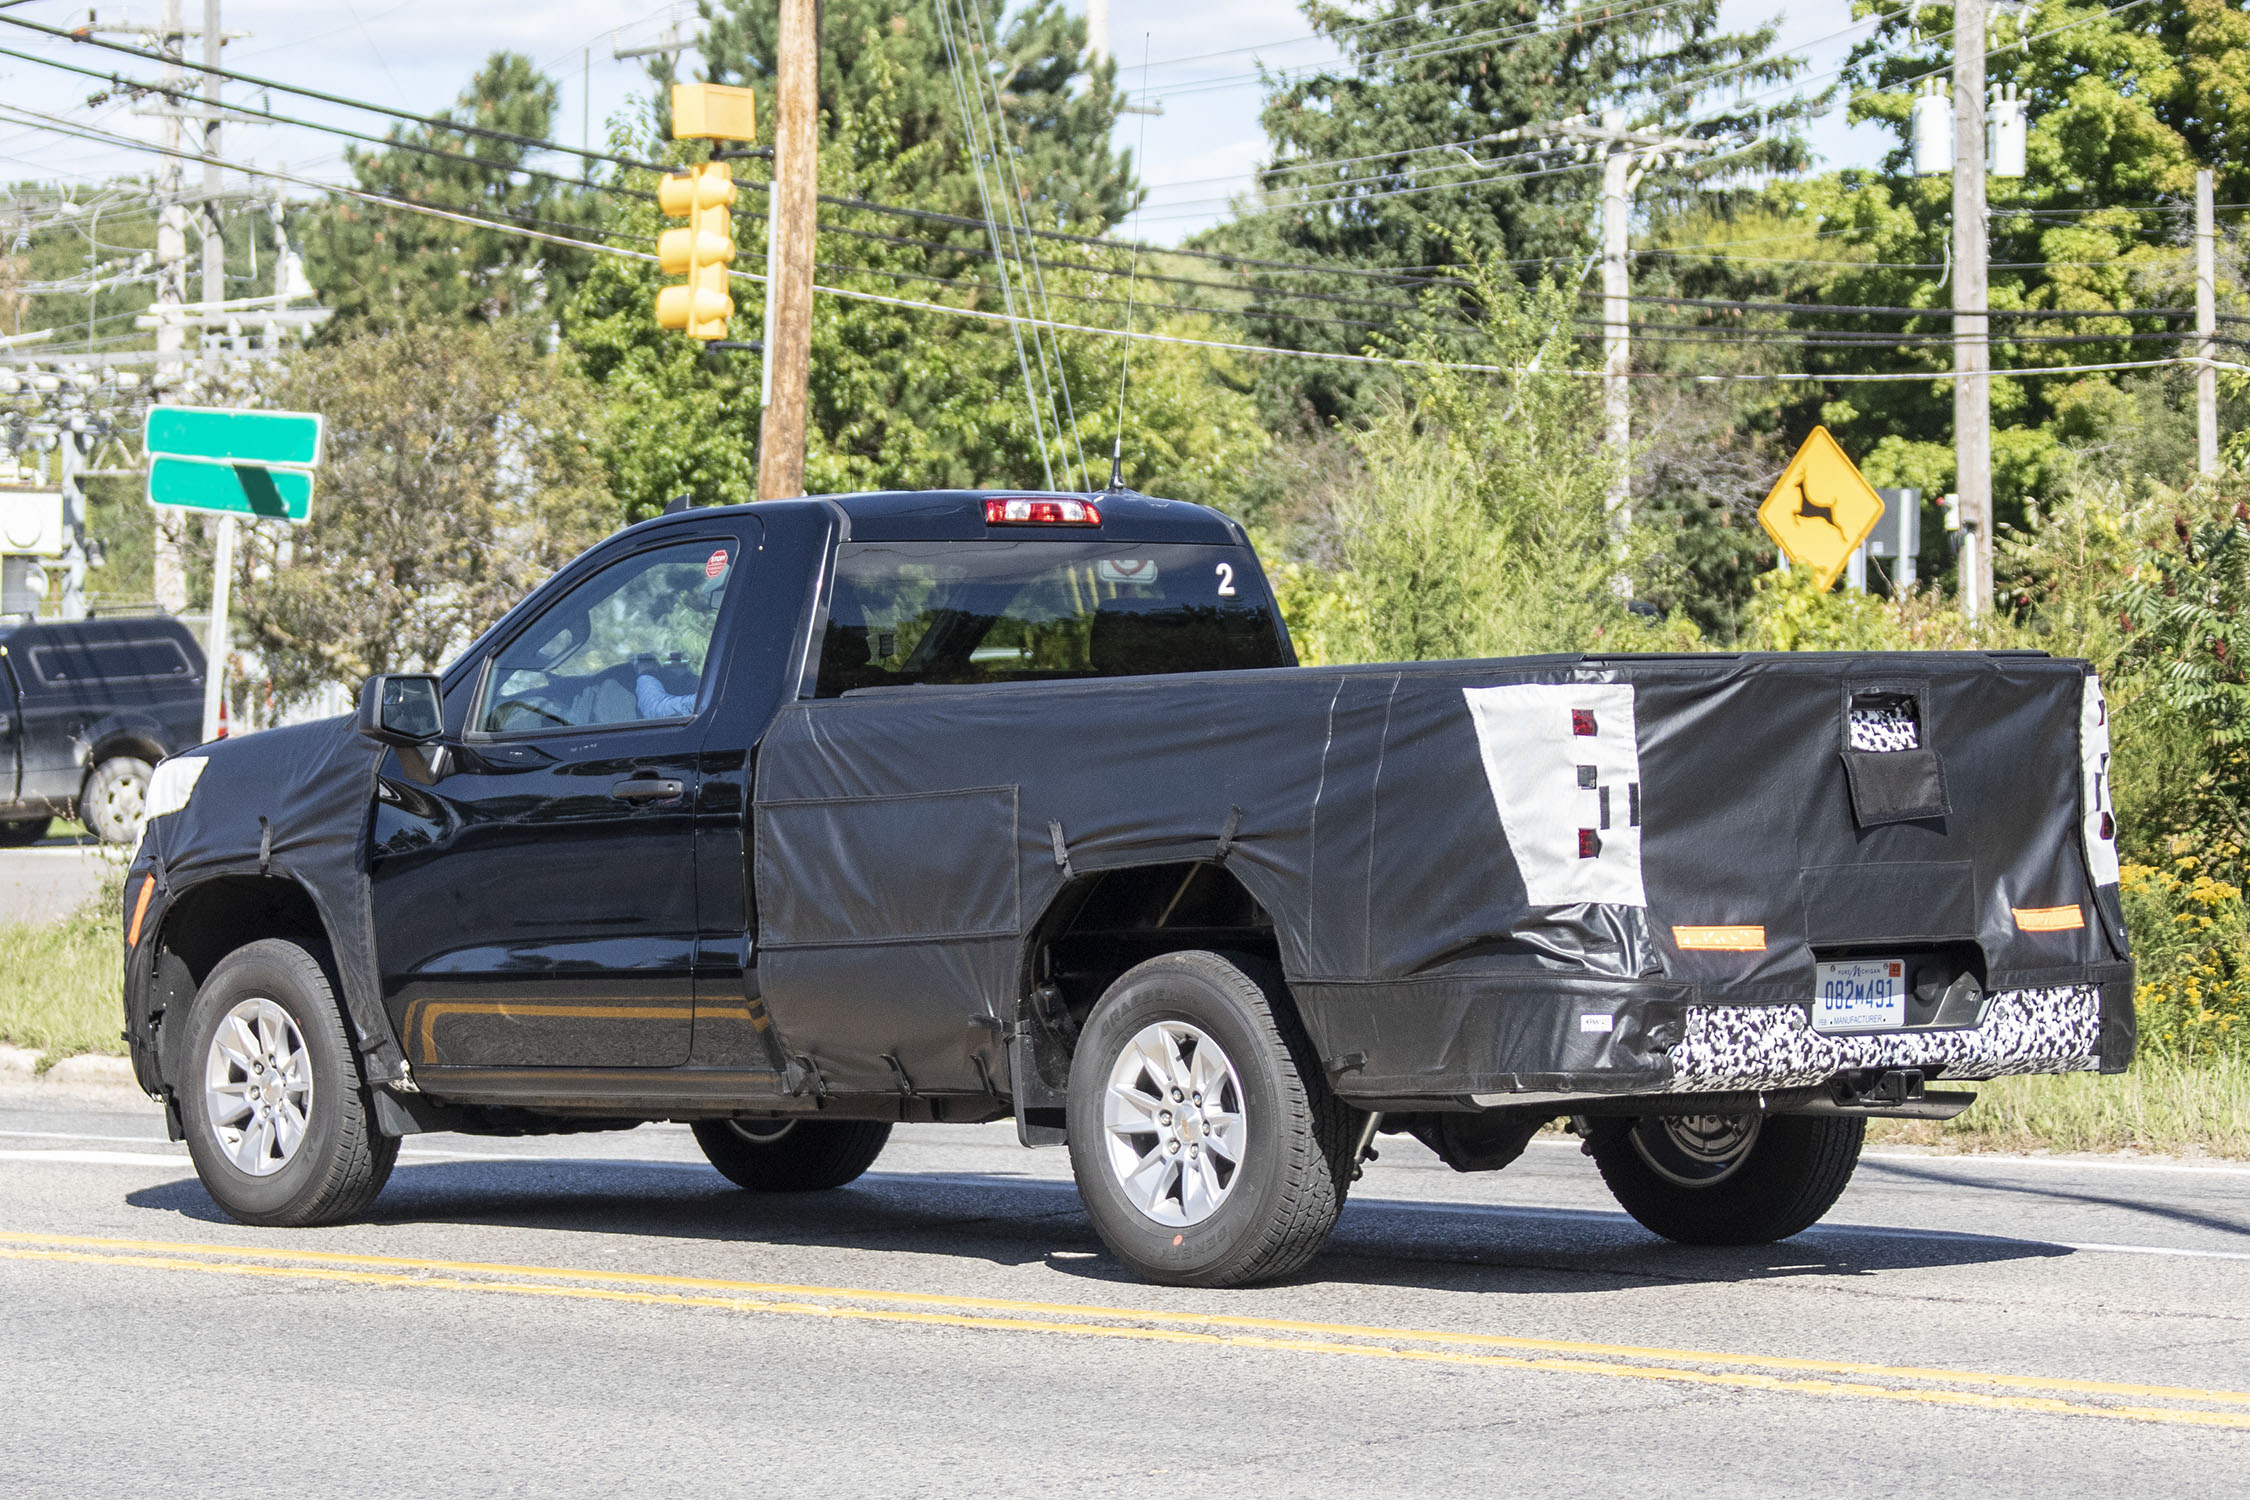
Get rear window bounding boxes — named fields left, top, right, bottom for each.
left=30, top=636, right=195, bottom=685
left=815, top=540, right=1284, bottom=697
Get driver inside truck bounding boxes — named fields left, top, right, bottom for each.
left=634, top=551, right=730, bottom=718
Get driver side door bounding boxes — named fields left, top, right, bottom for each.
left=370, top=525, right=756, bottom=1073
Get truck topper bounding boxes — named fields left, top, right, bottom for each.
left=120, top=489, right=2132, bottom=1286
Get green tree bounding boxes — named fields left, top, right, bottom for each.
left=230, top=321, right=616, bottom=703
left=1202, top=0, right=1814, bottom=422
left=301, top=53, right=598, bottom=327
left=695, top=0, right=1134, bottom=232
left=567, top=14, right=1265, bottom=514
left=1270, top=264, right=1692, bottom=663
left=1646, top=2, right=2250, bottom=538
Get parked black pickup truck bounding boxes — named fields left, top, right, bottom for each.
left=121, top=490, right=2132, bottom=1285
left=1, top=616, right=205, bottom=845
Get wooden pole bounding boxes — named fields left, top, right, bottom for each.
left=1952, top=0, right=1990, bottom=619
left=758, top=0, right=818, bottom=500
left=2198, top=168, right=2219, bottom=476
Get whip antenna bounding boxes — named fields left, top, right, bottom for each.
left=1108, top=33, right=1153, bottom=494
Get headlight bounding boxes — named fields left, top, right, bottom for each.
left=144, top=755, right=208, bottom=822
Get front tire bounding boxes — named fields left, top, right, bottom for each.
left=0, top=817, right=49, bottom=847
left=1587, top=1112, right=1865, bottom=1245
left=178, top=939, right=397, bottom=1227
left=690, top=1118, right=892, bottom=1191
left=81, top=755, right=153, bottom=845
left=1067, top=950, right=1356, bottom=1288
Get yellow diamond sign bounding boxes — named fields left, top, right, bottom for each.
left=1757, top=426, right=1886, bottom=590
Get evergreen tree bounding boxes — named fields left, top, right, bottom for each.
left=302, top=53, right=598, bottom=327
left=695, top=0, right=1136, bottom=233
left=1205, top=0, right=1816, bottom=421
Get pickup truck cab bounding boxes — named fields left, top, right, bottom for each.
left=1, top=616, right=205, bottom=845
left=122, top=490, right=2133, bottom=1286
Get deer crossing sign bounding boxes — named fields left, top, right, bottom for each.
left=1756, top=426, right=1886, bottom=591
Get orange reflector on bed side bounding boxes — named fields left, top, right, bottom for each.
left=1672, top=924, right=1766, bottom=951
left=127, top=874, right=155, bottom=947
left=2014, top=904, right=2085, bottom=932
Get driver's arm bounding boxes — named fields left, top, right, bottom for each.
left=635, top=671, right=698, bottom=718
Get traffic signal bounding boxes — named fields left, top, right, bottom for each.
left=655, top=161, right=736, bottom=341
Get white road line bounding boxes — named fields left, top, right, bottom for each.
left=1862, top=1150, right=2250, bottom=1179
left=0, top=1149, right=195, bottom=1167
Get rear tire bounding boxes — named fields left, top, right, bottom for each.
left=0, top=817, right=49, bottom=847
left=691, top=1118, right=892, bottom=1191
left=1587, top=1112, right=1865, bottom=1245
left=178, top=939, right=397, bottom=1227
left=1066, top=950, right=1356, bottom=1288
left=81, top=755, right=153, bottom=845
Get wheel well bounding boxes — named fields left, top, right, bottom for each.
left=1023, top=861, right=1285, bottom=1041
left=157, top=875, right=330, bottom=996
left=81, top=735, right=164, bottom=790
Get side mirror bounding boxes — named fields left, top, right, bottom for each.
left=358, top=674, right=444, bottom=747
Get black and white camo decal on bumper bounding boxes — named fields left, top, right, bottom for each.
left=1661, top=986, right=2103, bottom=1093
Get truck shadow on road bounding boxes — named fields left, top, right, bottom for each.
left=124, top=1159, right=2069, bottom=1296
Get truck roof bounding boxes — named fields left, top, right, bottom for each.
left=635, top=489, right=1249, bottom=546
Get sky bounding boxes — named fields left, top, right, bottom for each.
left=0, top=0, right=1897, bottom=249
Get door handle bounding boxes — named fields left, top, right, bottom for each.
left=610, top=777, right=685, bottom=803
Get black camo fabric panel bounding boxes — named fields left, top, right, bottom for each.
left=751, top=652, right=2120, bottom=1091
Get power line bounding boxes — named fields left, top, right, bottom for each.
left=13, top=83, right=2236, bottom=392
left=0, top=24, right=1491, bottom=290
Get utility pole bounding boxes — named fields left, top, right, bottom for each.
left=200, top=0, right=224, bottom=382
left=1953, top=0, right=1991, bottom=620
left=1087, top=0, right=1108, bottom=64
left=199, top=0, right=234, bottom=741
left=1599, top=110, right=1632, bottom=531
left=757, top=0, right=818, bottom=500
left=57, top=431, right=85, bottom=621
left=1502, top=113, right=1726, bottom=534
left=153, top=0, right=189, bottom=614
left=2198, top=166, right=2219, bottom=476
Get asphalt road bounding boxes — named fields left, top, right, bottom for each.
left=3, top=1080, right=2247, bottom=1498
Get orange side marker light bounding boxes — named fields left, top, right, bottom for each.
left=1672, top=925, right=1766, bottom=952
left=127, top=875, right=155, bottom=948
left=2014, top=905, right=2085, bottom=933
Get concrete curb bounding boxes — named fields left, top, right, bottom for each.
left=0, top=1045, right=139, bottom=1091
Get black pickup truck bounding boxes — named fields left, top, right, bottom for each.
left=121, top=490, right=2132, bottom=1286
left=1, top=616, right=206, bottom=845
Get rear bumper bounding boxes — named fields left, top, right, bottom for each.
left=1299, top=962, right=2134, bottom=1107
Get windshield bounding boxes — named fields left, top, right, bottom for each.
left=814, top=540, right=1285, bottom=697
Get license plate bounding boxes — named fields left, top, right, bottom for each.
left=1812, top=959, right=1907, bottom=1034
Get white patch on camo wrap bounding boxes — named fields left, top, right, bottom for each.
left=2082, top=675, right=2120, bottom=887
left=1661, top=986, right=2103, bottom=1093
left=1462, top=683, right=1646, bottom=907
left=1847, top=703, right=1920, bottom=752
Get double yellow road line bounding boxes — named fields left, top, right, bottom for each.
left=4, top=1229, right=2245, bottom=1429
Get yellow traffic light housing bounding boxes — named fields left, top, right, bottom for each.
left=670, top=82, right=757, bottom=144
left=654, top=161, right=737, bottom=341
left=654, top=83, right=756, bottom=344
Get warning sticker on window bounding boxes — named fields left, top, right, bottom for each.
left=1094, top=558, right=1159, bottom=585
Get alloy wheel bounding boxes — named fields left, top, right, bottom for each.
left=202, top=997, right=314, bottom=1177
left=1101, top=1020, right=1246, bottom=1227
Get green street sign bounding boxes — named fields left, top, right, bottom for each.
left=146, top=455, right=315, bottom=521
left=146, top=405, right=324, bottom=468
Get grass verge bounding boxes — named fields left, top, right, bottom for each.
left=0, top=862, right=125, bottom=1064
left=1869, top=1057, right=2250, bottom=1158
